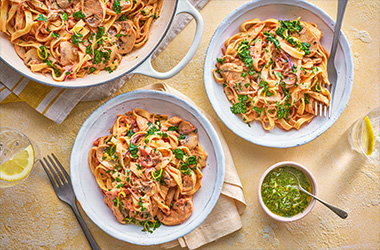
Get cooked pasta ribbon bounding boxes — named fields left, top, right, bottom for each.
left=213, top=18, right=331, bottom=130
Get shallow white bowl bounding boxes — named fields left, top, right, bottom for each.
left=258, top=161, right=317, bottom=222
left=70, top=90, right=225, bottom=245
left=204, top=0, right=354, bottom=148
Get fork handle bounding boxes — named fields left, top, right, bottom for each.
left=71, top=203, right=101, bottom=250
left=330, top=0, right=349, bottom=61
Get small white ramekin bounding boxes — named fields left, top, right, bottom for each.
left=258, top=161, right=318, bottom=222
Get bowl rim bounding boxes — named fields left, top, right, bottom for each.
left=70, top=89, right=226, bottom=245
left=0, top=0, right=179, bottom=89
left=203, top=0, right=354, bottom=148
left=257, top=161, right=318, bottom=222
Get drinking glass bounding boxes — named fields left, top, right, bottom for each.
left=348, top=107, right=380, bottom=165
left=0, top=127, right=36, bottom=188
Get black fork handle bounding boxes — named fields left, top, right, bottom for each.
left=71, top=203, right=100, bottom=250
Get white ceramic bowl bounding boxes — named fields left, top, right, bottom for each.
left=204, top=0, right=354, bottom=148
left=0, top=0, right=203, bottom=88
left=258, top=161, right=317, bottom=222
left=70, top=90, right=225, bottom=245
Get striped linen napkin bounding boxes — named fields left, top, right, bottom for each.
left=0, top=0, right=208, bottom=123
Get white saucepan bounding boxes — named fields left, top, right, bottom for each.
left=0, top=0, right=204, bottom=88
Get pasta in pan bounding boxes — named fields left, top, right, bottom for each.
left=89, top=109, right=207, bottom=232
left=0, top=0, right=163, bottom=81
left=213, top=18, right=331, bottom=130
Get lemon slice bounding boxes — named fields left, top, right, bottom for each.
left=363, top=116, right=375, bottom=156
left=0, top=145, right=35, bottom=181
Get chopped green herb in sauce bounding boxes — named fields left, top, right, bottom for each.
left=261, top=166, right=312, bottom=217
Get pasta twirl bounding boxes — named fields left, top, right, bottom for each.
left=0, top=0, right=163, bottom=81
left=88, top=109, right=208, bottom=232
left=213, top=18, right=331, bottom=131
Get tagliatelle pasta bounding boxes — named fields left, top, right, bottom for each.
left=0, top=0, right=163, bottom=81
left=88, top=109, right=207, bottom=232
left=213, top=18, right=331, bottom=131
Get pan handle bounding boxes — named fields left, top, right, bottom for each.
left=132, top=0, right=204, bottom=79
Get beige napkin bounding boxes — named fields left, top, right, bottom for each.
left=140, top=83, right=246, bottom=250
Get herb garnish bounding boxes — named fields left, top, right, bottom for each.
left=172, top=148, right=184, bottom=160
left=73, top=11, right=86, bottom=20
left=263, top=31, right=281, bottom=49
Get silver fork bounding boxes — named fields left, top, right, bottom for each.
left=316, top=0, right=349, bottom=118
left=40, top=154, right=100, bottom=250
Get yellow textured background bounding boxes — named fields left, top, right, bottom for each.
left=1, top=0, right=379, bottom=249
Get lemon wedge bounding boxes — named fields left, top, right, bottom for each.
left=0, top=145, right=35, bottom=182
left=363, top=116, right=375, bottom=156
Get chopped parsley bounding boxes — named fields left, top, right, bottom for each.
left=118, top=14, right=129, bottom=21
left=51, top=32, right=60, bottom=38
left=276, top=102, right=291, bottom=120
left=37, top=14, right=48, bottom=22
left=88, top=67, right=96, bottom=73
left=127, top=130, right=135, bottom=137
left=259, top=80, right=273, bottom=97
left=73, top=11, right=86, bottom=20
left=61, top=13, right=68, bottom=21
left=253, top=107, right=264, bottom=115
left=138, top=197, right=146, bottom=212
left=304, top=94, right=310, bottom=104
left=86, top=45, right=93, bottom=55
left=92, top=49, right=111, bottom=64
left=172, top=148, right=184, bottom=160
left=146, top=125, right=159, bottom=137
left=129, top=143, right=138, bottom=158
left=276, top=19, right=303, bottom=38
left=44, top=58, right=61, bottom=77
left=95, top=27, right=105, bottom=45
left=237, top=39, right=255, bottom=72
left=38, top=46, right=48, bottom=59
left=292, top=65, right=297, bottom=73
left=140, top=219, right=161, bottom=233
left=113, top=0, right=122, bottom=14
left=230, top=102, right=247, bottom=114
left=168, top=126, right=179, bottom=131
left=71, top=32, right=84, bottom=46
left=263, top=31, right=281, bottom=49
left=152, top=169, right=163, bottom=181
left=238, top=95, right=249, bottom=103
left=216, top=57, right=226, bottom=64
left=186, top=156, right=197, bottom=165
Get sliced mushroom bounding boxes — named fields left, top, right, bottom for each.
left=167, top=116, right=183, bottom=126
left=83, top=0, right=105, bottom=27
left=157, top=198, right=193, bottom=226
left=181, top=132, right=198, bottom=149
left=60, top=41, right=78, bottom=66
left=178, top=120, right=196, bottom=134
left=218, top=62, right=248, bottom=87
left=182, top=172, right=196, bottom=194
left=56, top=0, right=76, bottom=9
left=117, top=21, right=136, bottom=55
left=23, top=48, right=40, bottom=64
left=161, top=170, right=177, bottom=187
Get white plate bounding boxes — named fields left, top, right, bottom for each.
left=204, top=0, right=354, bottom=148
left=70, top=90, right=225, bottom=245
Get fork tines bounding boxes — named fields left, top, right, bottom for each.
left=40, top=153, right=71, bottom=189
left=315, top=82, right=330, bottom=118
